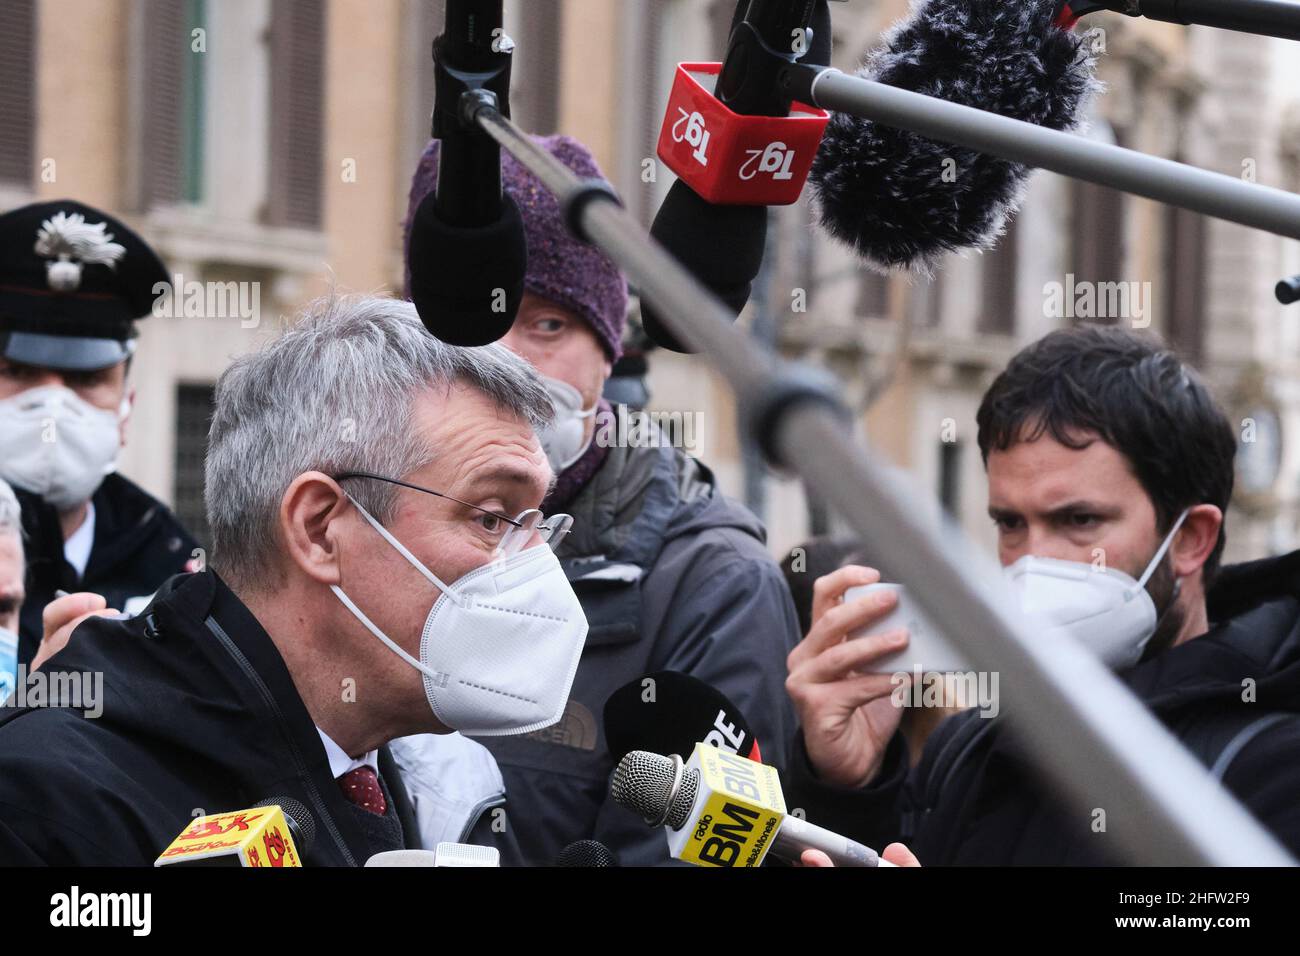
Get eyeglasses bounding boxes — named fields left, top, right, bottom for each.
left=335, top=472, right=574, bottom=557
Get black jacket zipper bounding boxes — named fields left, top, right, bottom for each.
left=204, top=615, right=357, bottom=866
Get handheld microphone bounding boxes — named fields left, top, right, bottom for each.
left=406, top=0, right=527, bottom=346
left=603, top=670, right=761, bottom=764
left=612, top=744, right=894, bottom=868
left=643, top=1, right=833, bottom=353
left=154, top=798, right=314, bottom=867
left=365, top=843, right=501, bottom=867
left=809, top=0, right=1099, bottom=273
left=556, top=839, right=619, bottom=867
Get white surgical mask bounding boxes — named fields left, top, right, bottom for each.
left=537, top=375, right=597, bottom=473
left=330, top=494, right=589, bottom=736
left=1003, top=509, right=1190, bottom=670
left=0, top=385, right=125, bottom=510
left=0, top=626, right=18, bottom=704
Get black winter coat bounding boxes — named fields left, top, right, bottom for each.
left=0, top=571, right=417, bottom=865
left=788, top=550, right=1300, bottom=864
left=15, top=474, right=198, bottom=665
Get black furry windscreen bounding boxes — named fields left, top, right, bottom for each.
left=810, top=0, right=1101, bottom=274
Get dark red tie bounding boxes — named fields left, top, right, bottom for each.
left=337, top=766, right=387, bottom=816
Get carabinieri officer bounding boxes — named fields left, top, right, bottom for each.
left=0, top=200, right=198, bottom=664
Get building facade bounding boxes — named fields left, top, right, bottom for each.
left=2, top=0, right=1298, bottom=567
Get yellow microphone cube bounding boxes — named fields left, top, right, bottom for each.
left=670, top=742, right=787, bottom=868
left=155, top=806, right=302, bottom=867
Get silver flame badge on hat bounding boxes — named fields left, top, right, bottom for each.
left=34, top=211, right=127, bottom=293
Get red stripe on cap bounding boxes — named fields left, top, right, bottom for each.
left=1055, top=3, right=1082, bottom=29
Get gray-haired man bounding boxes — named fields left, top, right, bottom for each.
left=0, top=294, right=588, bottom=865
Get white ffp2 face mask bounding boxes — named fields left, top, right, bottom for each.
left=0, top=626, right=18, bottom=704
left=0, top=384, right=125, bottom=510
left=330, top=494, right=589, bottom=736
left=1003, top=509, right=1190, bottom=671
left=537, top=375, right=597, bottom=473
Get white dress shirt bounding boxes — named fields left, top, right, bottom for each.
left=316, top=727, right=378, bottom=780
left=63, top=501, right=95, bottom=579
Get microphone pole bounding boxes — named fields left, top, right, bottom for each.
left=433, top=0, right=512, bottom=227
left=450, top=55, right=1294, bottom=868
left=779, top=63, right=1300, bottom=241
left=1077, top=0, right=1300, bottom=43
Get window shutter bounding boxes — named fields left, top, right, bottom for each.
left=857, top=270, right=889, bottom=319
left=977, top=217, right=1018, bottom=335
left=0, top=0, right=36, bottom=187
left=141, top=0, right=186, bottom=208
left=1165, top=204, right=1207, bottom=364
left=512, top=0, right=562, bottom=135
left=173, top=383, right=216, bottom=551
left=267, top=0, right=326, bottom=229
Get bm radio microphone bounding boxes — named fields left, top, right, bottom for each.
left=406, top=0, right=526, bottom=346
left=612, top=744, right=895, bottom=868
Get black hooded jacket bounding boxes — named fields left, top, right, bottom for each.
left=787, top=551, right=1300, bottom=864
left=0, top=570, right=417, bottom=865
left=15, top=474, right=198, bottom=665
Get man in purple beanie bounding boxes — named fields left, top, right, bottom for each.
left=400, top=135, right=799, bottom=866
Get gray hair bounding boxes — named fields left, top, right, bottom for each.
left=0, top=478, right=22, bottom=557
left=205, top=294, right=554, bottom=591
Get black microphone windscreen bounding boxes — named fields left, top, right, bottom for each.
left=408, top=189, right=526, bottom=347
left=556, top=839, right=619, bottom=867
left=603, top=670, right=759, bottom=763
left=810, top=0, right=1099, bottom=273
left=254, top=796, right=316, bottom=855
left=643, top=182, right=767, bottom=353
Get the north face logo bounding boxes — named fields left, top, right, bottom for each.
left=522, top=699, right=598, bottom=751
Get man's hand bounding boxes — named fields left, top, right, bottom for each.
left=786, top=565, right=909, bottom=789
left=33, top=593, right=118, bottom=670
left=799, top=843, right=921, bottom=868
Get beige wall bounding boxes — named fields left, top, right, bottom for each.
left=34, top=0, right=127, bottom=208
left=323, top=0, right=404, bottom=297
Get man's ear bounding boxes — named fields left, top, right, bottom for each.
left=1171, top=504, right=1223, bottom=579
left=279, top=472, right=350, bottom=586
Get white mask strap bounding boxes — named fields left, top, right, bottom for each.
left=329, top=585, right=447, bottom=685
left=1132, top=508, right=1192, bottom=593
left=345, top=491, right=464, bottom=608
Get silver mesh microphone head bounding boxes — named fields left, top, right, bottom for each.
left=610, top=750, right=700, bottom=831
left=254, top=797, right=316, bottom=855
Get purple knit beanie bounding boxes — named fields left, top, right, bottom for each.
left=404, top=134, right=628, bottom=362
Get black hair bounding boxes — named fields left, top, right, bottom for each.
left=976, top=324, right=1237, bottom=580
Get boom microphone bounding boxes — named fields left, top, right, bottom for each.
left=809, top=0, right=1099, bottom=273
left=612, top=744, right=895, bottom=868
left=406, top=0, right=526, bottom=346
left=642, top=1, right=832, bottom=353
left=1071, top=0, right=1300, bottom=43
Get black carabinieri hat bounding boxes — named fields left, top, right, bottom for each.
left=0, top=199, right=170, bottom=371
